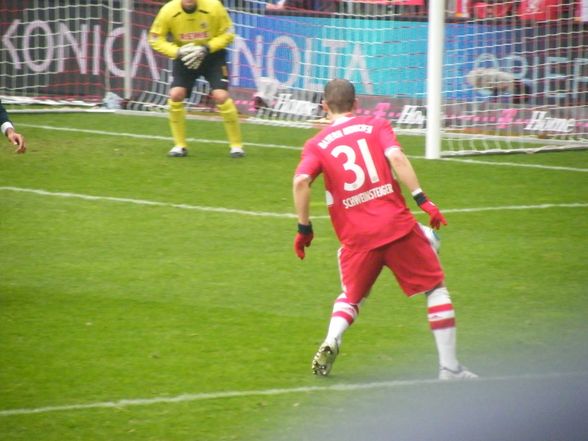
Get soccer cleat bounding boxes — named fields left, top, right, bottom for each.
left=168, top=146, right=188, bottom=157
left=438, top=365, right=479, bottom=380
left=312, top=340, right=339, bottom=376
left=229, top=147, right=245, bottom=158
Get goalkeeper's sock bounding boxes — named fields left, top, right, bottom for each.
left=326, top=293, right=359, bottom=345
left=217, top=98, right=243, bottom=149
left=427, top=286, right=459, bottom=371
left=168, top=99, right=187, bottom=148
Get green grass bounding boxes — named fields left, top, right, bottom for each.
left=1, top=113, right=587, bottom=440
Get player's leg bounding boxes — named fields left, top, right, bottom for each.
left=426, top=284, right=458, bottom=372
left=167, top=60, right=197, bottom=157
left=168, top=87, right=188, bottom=157
left=312, top=247, right=383, bottom=376
left=212, top=90, right=244, bottom=157
left=426, top=285, right=477, bottom=379
left=325, top=293, right=360, bottom=347
left=204, top=50, right=244, bottom=158
left=384, top=224, right=477, bottom=379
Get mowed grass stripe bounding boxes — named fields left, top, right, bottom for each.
left=1, top=371, right=586, bottom=417
left=1, top=186, right=587, bottom=218
left=18, top=123, right=588, bottom=172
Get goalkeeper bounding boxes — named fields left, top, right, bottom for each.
left=149, top=0, right=244, bottom=158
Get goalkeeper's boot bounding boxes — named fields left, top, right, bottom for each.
left=168, top=146, right=188, bottom=157
left=312, top=340, right=339, bottom=376
left=439, top=365, right=478, bottom=380
left=229, top=147, right=245, bottom=158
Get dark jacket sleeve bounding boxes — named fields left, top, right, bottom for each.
left=0, top=100, right=12, bottom=127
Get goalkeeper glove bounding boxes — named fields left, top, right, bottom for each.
left=294, top=223, right=314, bottom=260
left=413, top=190, right=447, bottom=230
left=178, top=44, right=209, bottom=70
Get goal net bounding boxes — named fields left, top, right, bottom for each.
left=1, top=0, right=133, bottom=108
left=441, top=0, right=588, bottom=155
left=1, top=0, right=587, bottom=155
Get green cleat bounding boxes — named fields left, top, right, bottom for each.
left=312, top=340, right=339, bottom=376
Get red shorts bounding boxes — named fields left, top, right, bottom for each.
left=337, top=223, right=444, bottom=304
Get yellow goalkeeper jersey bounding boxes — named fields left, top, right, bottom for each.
left=149, top=0, right=235, bottom=59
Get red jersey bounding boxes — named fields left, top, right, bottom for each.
left=295, top=115, right=416, bottom=251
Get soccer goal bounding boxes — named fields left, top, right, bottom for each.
left=1, top=0, right=135, bottom=108
left=1, top=0, right=587, bottom=156
left=438, top=0, right=588, bottom=156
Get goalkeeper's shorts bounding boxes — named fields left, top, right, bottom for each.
left=172, top=49, right=229, bottom=97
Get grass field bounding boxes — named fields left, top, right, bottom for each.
left=1, top=112, right=587, bottom=440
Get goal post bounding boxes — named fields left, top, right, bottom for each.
left=1, top=0, right=587, bottom=155
left=425, top=0, right=445, bottom=159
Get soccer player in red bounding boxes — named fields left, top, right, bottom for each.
left=293, top=79, right=477, bottom=380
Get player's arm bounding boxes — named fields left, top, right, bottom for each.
left=385, top=147, right=421, bottom=194
left=293, top=174, right=314, bottom=260
left=4, top=127, right=26, bottom=153
left=148, top=9, right=181, bottom=59
left=206, top=6, right=235, bottom=53
left=148, top=9, right=205, bottom=69
left=386, top=147, right=447, bottom=229
left=376, top=119, right=422, bottom=194
left=293, top=174, right=312, bottom=226
left=0, top=102, right=26, bottom=153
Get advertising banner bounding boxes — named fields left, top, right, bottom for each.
left=231, top=14, right=429, bottom=98
left=232, top=13, right=587, bottom=105
left=1, top=4, right=585, bottom=111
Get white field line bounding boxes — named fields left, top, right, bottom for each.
left=1, top=371, right=587, bottom=417
left=1, top=187, right=587, bottom=219
left=440, top=157, right=588, bottom=173
left=17, top=123, right=588, bottom=172
left=440, top=202, right=588, bottom=214
left=17, top=123, right=302, bottom=151
left=0, top=186, right=297, bottom=218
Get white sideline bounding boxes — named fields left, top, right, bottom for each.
left=0, top=186, right=298, bottom=218
left=16, top=123, right=588, bottom=172
left=1, top=186, right=587, bottom=219
left=17, top=124, right=302, bottom=151
left=441, top=157, right=588, bottom=173
left=1, top=371, right=587, bottom=417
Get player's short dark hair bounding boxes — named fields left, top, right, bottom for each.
left=324, top=79, right=355, bottom=113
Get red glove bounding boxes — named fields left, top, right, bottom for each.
left=414, top=192, right=447, bottom=230
left=294, top=223, right=313, bottom=260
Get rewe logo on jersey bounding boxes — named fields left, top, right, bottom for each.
left=180, top=31, right=208, bottom=40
